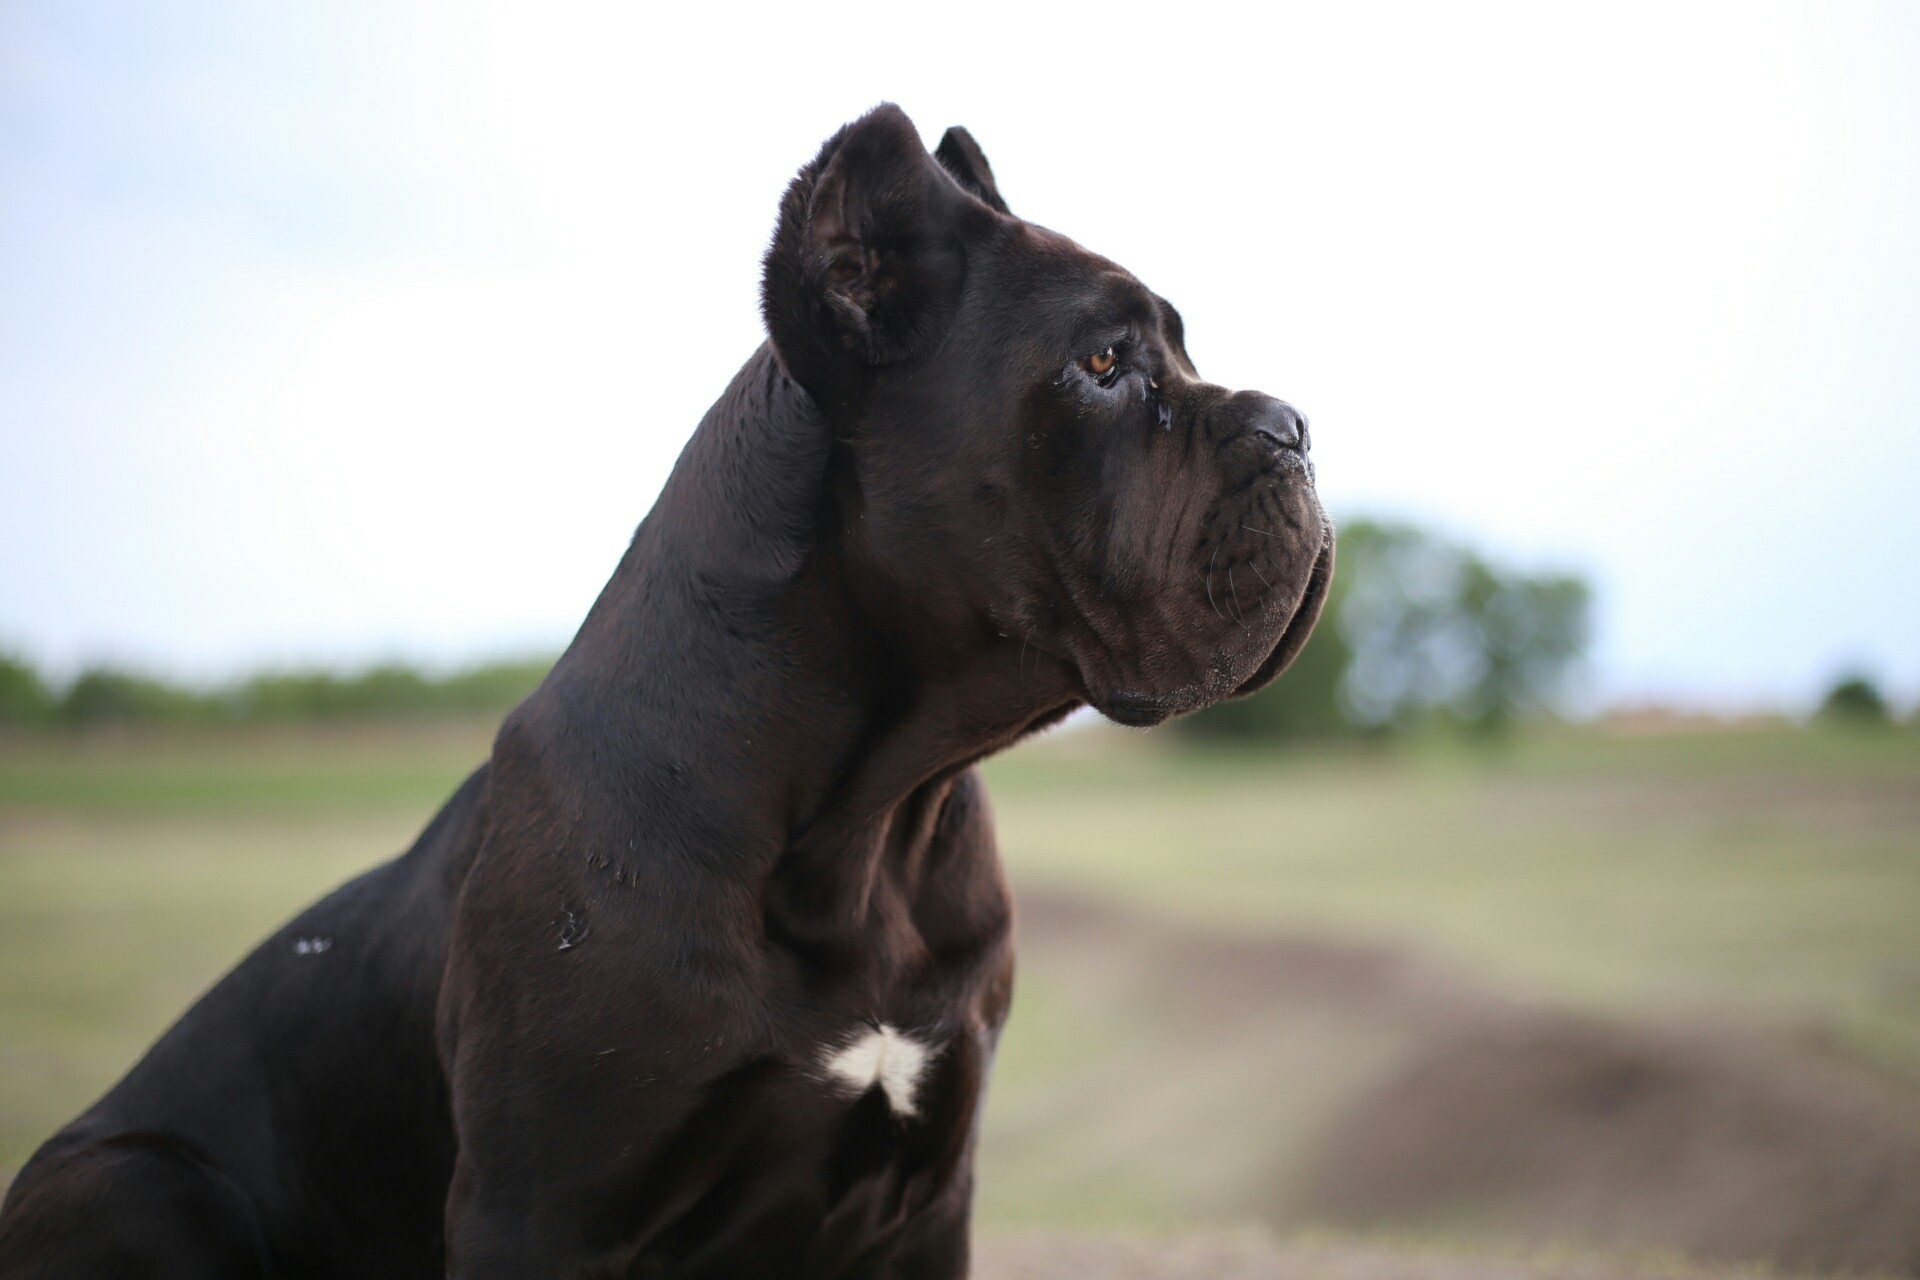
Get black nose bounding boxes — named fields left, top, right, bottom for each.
left=1241, top=394, right=1309, bottom=453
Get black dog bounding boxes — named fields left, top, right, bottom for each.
left=0, top=105, right=1331, bottom=1278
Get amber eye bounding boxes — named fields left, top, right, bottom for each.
left=1083, top=347, right=1117, bottom=379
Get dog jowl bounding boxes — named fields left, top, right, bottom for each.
left=0, top=105, right=1329, bottom=1279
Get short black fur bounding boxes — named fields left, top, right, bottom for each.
left=0, top=104, right=1330, bottom=1279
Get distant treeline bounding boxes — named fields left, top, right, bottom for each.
left=1178, top=518, right=1906, bottom=740
left=0, top=516, right=1592, bottom=738
left=3, top=516, right=1898, bottom=738
left=0, top=655, right=554, bottom=729
left=1180, top=518, right=1594, bottom=741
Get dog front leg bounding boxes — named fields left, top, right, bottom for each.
left=440, top=1033, right=791, bottom=1278
left=439, top=1076, right=743, bottom=1278
left=872, top=1178, right=975, bottom=1280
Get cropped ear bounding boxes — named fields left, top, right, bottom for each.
left=934, top=126, right=1010, bottom=215
left=762, top=104, right=970, bottom=397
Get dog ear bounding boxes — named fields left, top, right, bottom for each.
left=934, top=127, right=1011, bottom=215
left=762, top=104, right=969, bottom=396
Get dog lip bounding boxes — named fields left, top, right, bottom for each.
left=1228, top=520, right=1335, bottom=697
left=1099, top=691, right=1173, bottom=728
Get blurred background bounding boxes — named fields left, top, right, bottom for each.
left=3, top=2, right=1917, bottom=1276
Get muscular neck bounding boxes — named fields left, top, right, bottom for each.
left=515, top=345, right=1079, bottom=938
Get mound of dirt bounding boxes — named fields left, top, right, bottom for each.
left=1004, top=890, right=1920, bottom=1277
left=975, top=1233, right=1781, bottom=1280
left=1300, top=1011, right=1920, bottom=1276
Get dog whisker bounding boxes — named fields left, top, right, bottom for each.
left=1248, top=559, right=1273, bottom=594
left=1227, top=566, right=1246, bottom=630
left=1206, top=540, right=1225, bottom=620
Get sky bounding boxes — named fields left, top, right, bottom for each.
left=3, top=1, right=1916, bottom=711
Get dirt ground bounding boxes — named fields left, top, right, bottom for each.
left=5, top=726, right=1917, bottom=1275
left=993, top=892, right=1920, bottom=1277
left=975, top=1233, right=1796, bottom=1280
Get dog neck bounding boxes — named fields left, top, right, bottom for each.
left=525, top=345, right=1078, bottom=943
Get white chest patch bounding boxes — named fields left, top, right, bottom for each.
left=820, top=1024, right=934, bottom=1118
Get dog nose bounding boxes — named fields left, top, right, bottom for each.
left=1241, top=394, right=1309, bottom=454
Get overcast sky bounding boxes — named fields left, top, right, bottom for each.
left=3, top=1, right=1916, bottom=709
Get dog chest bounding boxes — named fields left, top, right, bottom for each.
left=818, top=1022, right=935, bottom=1117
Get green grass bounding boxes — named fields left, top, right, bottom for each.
left=985, top=725, right=1920, bottom=1082
left=0, top=720, right=494, bottom=811
left=3, top=718, right=1918, bottom=1245
left=0, top=722, right=496, bottom=1167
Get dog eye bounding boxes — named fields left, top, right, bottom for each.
left=1081, top=347, right=1118, bottom=383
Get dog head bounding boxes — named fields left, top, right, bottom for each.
left=763, top=105, right=1332, bottom=727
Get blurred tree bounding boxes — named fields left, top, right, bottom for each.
left=436, top=659, right=552, bottom=713
left=60, top=667, right=216, bottom=726
left=1817, top=671, right=1891, bottom=727
left=1178, top=518, right=1592, bottom=742
left=0, top=655, right=556, bottom=728
left=234, top=660, right=550, bottom=720
left=0, top=653, right=57, bottom=727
